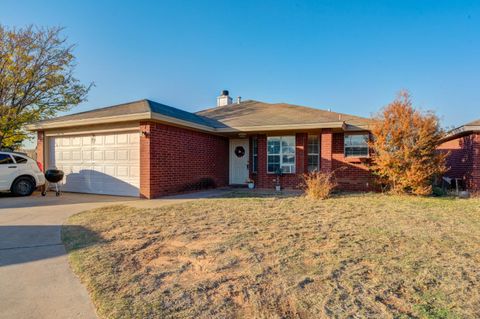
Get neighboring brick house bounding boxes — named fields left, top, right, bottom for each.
left=28, top=91, right=374, bottom=198
left=438, top=120, right=480, bottom=191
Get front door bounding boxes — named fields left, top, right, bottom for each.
left=229, top=139, right=249, bottom=184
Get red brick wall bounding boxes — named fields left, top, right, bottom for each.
left=249, top=130, right=374, bottom=191
left=36, top=131, right=45, bottom=171
left=320, top=130, right=332, bottom=172
left=438, top=133, right=480, bottom=191
left=251, top=133, right=307, bottom=189
left=140, top=121, right=229, bottom=198
left=332, top=133, right=374, bottom=191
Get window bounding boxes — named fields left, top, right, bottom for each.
left=13, top=155, right=28, bottom=164
left=267, top=136, right=295, bottom=173
left=252, top=137, right=258, bottom=173
left=0, top=154, right=14, bottom=165
left=344, top=134, right=369, bottom=157
left=307, top=135, right=319, bottom=172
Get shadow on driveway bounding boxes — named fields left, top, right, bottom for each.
left=0, top=225, right=101, bottom=267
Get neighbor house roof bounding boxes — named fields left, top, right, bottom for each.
left=443, top=118, right=480, bottom=141
left=27, top=98, right=373, bottom=132
left=465, top=119, right=480, bottom=126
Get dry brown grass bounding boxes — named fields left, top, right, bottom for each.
left=302, top=171, right=336, bottom=200
left=62, top=192, right=480, bottom=319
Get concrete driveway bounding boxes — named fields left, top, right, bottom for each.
left=0, top=192, right=138, bottom=319
left=0, top=189, right=229, bottom=319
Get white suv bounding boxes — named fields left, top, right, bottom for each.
left=0, top=151, right=46, bottom=196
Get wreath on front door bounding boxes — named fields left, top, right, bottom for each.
left=234, top=146, right=245, bottom=157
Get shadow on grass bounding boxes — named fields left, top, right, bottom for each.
left=61, top=224, right=104, bottom=253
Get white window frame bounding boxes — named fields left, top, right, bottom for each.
left=307, top=135, right=320, bottom=172
left=267, top=136, right=296, bottom=174
left=344, top=133, right=369, bottom=158
left=252, top=137, right=258, bottom=173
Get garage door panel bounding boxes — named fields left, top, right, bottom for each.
left=82, top=136, right=92, bottom=145
left=105, top=150, right=115, bottom=160
left=104, top=135, right=115, bottom=145
left=49, top=131, right=140, bottom=197
left=117, top=150, right=129, bottom=161
left=117, top=133, right=128, bottom=144
left=130, top=166, right=140, bottom=178
left=130, top=150, right=139, bottom=161
left=72, top=151, right=81, bottom=161
left=72, top=137, right=81, bottom=146
left=82, top=150, right=92, bottom=160
left=93, top=136, right=103, bottom=145
left=62, top=151, right=71, bottom=160
left=93, top=150, right=103, bottom=161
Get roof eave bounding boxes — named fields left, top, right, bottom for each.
left=215, top=121, right=346, bottom=133
left=26, top=112, right=152, bottom=131
left=442, top=125, right=480, bottom=142
left=150, top=112, right=216, bottom=132
left=26, top=111, right=218, bottom=133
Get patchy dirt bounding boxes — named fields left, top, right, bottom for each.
left=63, top=193, right=480, bottom=319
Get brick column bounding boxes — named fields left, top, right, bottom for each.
left=472, top=133, right=480, bottom=191
left=321, top=129, right=333, bottom=173
left=139, top=121, right=152, bottom=199
left=295, top=133, right=307, bottom=174
left=256, top=134, right=268, bottom=188
left=36, top=131, right=45, bottom=171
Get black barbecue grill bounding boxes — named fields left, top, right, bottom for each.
left=42, top=169, right=64, bottom=196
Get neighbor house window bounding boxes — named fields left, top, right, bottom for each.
left=344, top=133, right=369, bottom=157
left=252, top=137, right=258, bottom=173
left=308, top=135, right=319, bottom=172
left=267, top=136, right=295, bottom=173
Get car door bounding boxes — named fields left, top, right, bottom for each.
left=0, top=154, right=18, bottom=190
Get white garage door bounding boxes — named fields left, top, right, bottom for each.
left=48, top=131, right=140, bottom=196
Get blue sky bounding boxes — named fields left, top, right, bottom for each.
left=2, top=0, right=480, bottom=129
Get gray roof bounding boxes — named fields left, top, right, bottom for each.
left=34, top=99, right=222, bottom=128
left=465, top=119, right=480, bottom=126
left=30, top=98, right=372, bottom=131
left=443, top=118, right=480, bottom=141
left=196, top=100, right=372, bottom=128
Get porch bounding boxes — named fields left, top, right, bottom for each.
left=227, top=130, right=373, bottom=191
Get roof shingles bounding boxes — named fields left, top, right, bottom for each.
left=30, top=99, right=372, bottom=131
left=196, top=100, right=372, bottom=128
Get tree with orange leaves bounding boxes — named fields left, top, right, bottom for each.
left=369, top=91, right=447, bottom=195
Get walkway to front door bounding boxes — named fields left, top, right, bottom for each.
left=229, top=139, right=249, bottom=184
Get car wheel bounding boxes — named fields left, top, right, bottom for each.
left=12, top=177, right=35, bottom=196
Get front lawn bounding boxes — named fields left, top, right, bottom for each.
left=62, top=193, right=480, bottom=319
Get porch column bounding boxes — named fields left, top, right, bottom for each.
left=321, top=129, right=333, bottom=173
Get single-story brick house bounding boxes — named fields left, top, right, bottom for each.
left=438, top=119, right=480, bottom=191
left=28, top=91, right=375, bottom=198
